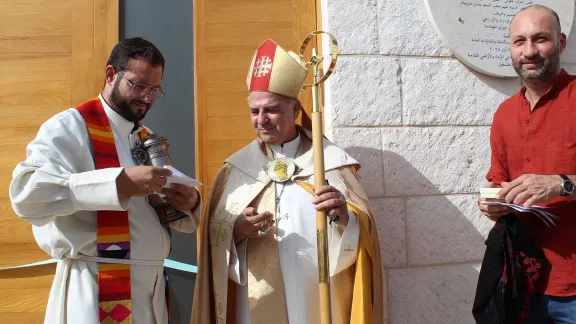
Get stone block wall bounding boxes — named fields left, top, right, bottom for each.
left=321, top=1, right=576, bottom=322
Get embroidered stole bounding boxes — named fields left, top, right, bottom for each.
left=77, top=98, right=132, bottom=324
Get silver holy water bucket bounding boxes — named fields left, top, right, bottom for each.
left=133, top=133, right=189, bottom=225
left=141, top=134, right=173, bottom=167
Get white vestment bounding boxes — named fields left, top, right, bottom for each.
left=229, top=134, right=360, bottom=324
left=9, top=95, right=200, bottom=324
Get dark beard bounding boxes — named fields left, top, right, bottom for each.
left=512, top=45, right=560, bottom=82
left=109, top=80, right=151, bottom=122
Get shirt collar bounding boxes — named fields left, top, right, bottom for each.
left=99, top=94, right=138, bottom=136
left=269, top=133, right=301, bottom=159
left=521, top=68, right=570, bottom=100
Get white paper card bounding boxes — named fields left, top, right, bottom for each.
left=163, top=165, right=203, bottom=188
left=479, top=201, right=559, bottom=227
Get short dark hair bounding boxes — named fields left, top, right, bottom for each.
left=106, top=37, right=165, bottom=72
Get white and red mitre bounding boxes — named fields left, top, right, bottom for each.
left=246, top=39, right=308, bottom=99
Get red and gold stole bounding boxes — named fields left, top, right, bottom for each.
left=77, top=98, right=132, bottom=324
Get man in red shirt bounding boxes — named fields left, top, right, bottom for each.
left=479, top=4, right=576, bottom=322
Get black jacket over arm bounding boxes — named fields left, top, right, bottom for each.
left=472, top=214, right=549, bottom=324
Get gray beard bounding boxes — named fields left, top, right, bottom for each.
left=512, top=48, right=560, bottom=82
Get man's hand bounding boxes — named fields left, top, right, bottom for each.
left=116, top=166, right=172, bottom=198
left=499, top=174, right=563, bottom=207
left=233, top=207, right=274, bottom=242
left=161, top=184, right=200, bottom=211
left=312, top=185, right=349, bottom=226
left=478, top=198, right=512, bottom=222
left=478, top=182, right=512, bottom=222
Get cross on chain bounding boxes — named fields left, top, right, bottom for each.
left=271, top=139, right=301, bottom=225
left=275, top=184, right=290, bottom=224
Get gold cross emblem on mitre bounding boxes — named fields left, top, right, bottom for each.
left=264, top=158, right=301, bottom=183
left=253, top=56, right=272, bottom=77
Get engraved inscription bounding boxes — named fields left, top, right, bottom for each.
left=463, top=0, right=535, bottom=68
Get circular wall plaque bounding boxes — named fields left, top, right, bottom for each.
left=425, top=0, right=575, bottom=77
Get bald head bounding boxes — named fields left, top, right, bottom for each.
left=512, top=5, right=561, bottom=35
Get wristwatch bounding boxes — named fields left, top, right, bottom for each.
left=559, top=174, right=575, bottom=196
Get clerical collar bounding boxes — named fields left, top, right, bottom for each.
left=269, top=134, right=301, bottom=159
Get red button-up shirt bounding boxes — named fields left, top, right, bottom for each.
left=487, top=69, right=576, bottom=296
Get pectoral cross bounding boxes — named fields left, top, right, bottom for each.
left=275, top=196, right=289, bottom=224
left=276, top=212, right=289, bottom=224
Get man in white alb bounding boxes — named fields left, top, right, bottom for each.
left=10, top=37, right=201, bottom=324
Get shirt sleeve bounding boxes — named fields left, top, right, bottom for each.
left=329, top=209, right=360, bottom=276
left=9, top=110, right=127, bottom=227
left=486, top=113, right=510, bottom=185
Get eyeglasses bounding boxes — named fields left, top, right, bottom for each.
left=116, top=70, right=165, bottom=100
